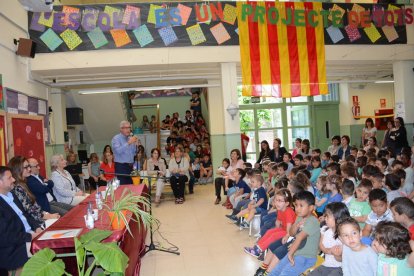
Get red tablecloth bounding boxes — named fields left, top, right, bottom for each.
left=31, top=184, right=148, bottom=276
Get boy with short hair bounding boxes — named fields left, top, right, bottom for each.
left=361, top=189, right=393, bottom=245
left=350, top=147, right=358, bottom=158
left=282, top=153, right=294, bottom=175
left=293, top=154, right=303, bottom=167
left=390, top=197, right=414, bottom=239
left=199, top=154, right=213, bottom=184
left=348, top=178, right=373, bottom=228
left=237, top=174, right=268, bottom=229
left=268, top=191, right=321, bottom=276
left=312, top=148, right=321, bottom=157
left=342, top=179, right=355, bottom=208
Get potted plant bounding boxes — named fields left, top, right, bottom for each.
left=130, top=169, right=141, bottom=185
left=22, top=229, right=129, bottom=276
left=103, top=184, right=155, bottom=235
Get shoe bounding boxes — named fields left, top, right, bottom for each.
left=244, top=246, right=261, bottom=258
left=221, top=202, right=227, bottom=206
left=189, top=190, right=194, bottom=194
left=214, top=198, right=221, bottom=205
left=257, top=252, right=265, bottom=261
left=254, top=268, right=266, bottom=276
left=240, top=221, right=250, bottom=229
left=234, top=219, right=241, bottom=226
left=175, top=198, right=179, bottom=204
left=178, top=198, right=184, bottom=204
left=226, top=214, right=238, bottom=222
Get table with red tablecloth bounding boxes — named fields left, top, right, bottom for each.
left=31, top=184, right=148, bottom=276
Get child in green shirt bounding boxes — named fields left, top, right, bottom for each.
left=349, top=178, right=372, bottom=228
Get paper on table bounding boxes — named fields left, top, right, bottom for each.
left=38, top=228, right=82, bottom=240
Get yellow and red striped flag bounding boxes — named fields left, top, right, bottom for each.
left=237, top=1, right=328, bottom=98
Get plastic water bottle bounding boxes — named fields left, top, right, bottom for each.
left=86, top=203, right=94, bottom=229
left=95, top=192, right=102, bottom=210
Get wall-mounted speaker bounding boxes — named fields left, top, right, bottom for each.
left=15, top=38, right=37, bottom=58
left=66, top=108, right=84, bottom=125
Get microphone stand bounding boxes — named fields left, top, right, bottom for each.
left=101, top=170, right=180, bottom=256
left=140, top=174, right=180, bottom=256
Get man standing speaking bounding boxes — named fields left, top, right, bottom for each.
left=112, top=121, right=138, bottom=184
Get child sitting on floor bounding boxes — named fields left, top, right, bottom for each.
left=236, top=174, right=268, bottom=229
left=267, top=191, right=321, bottom=276
left=315, top=175, right=331, bottom=217
left=390, top=197, right=414, bottom=240
left=348, top=178, right=372, bottom=228
left=244, top=189, right=295, bottom=258
left=199, top=154, right=212, bottom=184
left=341, top=179, right=355, bottom=208
left=372, top=221, right=414, bottom=275
left=337, top=217, right=378, bottom=276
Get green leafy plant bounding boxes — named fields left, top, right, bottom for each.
left=103, top=186, right=155, bottom=236
left=22, top=229, right=128, bottom=276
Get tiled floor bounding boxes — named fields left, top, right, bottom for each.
left=140, top=184, right=259, bottom=276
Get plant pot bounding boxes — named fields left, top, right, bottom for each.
left=132, top=176, right=141, bottom=185
left=108, top=210, right=128, bottom=230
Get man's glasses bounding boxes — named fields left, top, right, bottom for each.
left=31, top=164, right=40, bottom=168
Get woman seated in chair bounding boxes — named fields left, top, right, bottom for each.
left=145, top=148, right=167, bottom=206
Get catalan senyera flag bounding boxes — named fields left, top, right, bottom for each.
left=238, top=1, right=328, bottom=98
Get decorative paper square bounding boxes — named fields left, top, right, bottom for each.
left=158, top=26, right=178, bottom=46
left=364, top=24, right=381, bottom=43
left=133, top=24, right=154, bottom=47
left=38, top=12, right=54, bottom=28
left=351, top=4, right=365, bottom=14
left=186, top=24, right=206, bottom=46
left=62, top=6, right=80, bottom=26
left=223, top=4, right=237, bottom=25
left=82, top=8, right=98, bottom=30
left=110, top=29, right=131, bottom=47
left=210, top=23, right=231, bottom=45
left=372, top=5, right=384, bottom=26
left=40, top=28, right=63, bottom=51
left=345, top=25, right=361, bottom=42
left=104, top=5, right=122, bottom=27
left=148, top=4, right=163, bottom=25
left=60, top=29, right=82, bottom=50
left=382, top=25, right=399, bottom=42
left=326, top=26, right=344, bottom=44
left=123, top=5, right=140, bottom=25
left=328, top=4, right=345, bottom=22
left=388, top=5, right=400, bottom=24
left=235, top=28, right=239, bottom=35
left=87, top=27, right=108, bottom=49
left=177, top=4, right=192, bottom=25
left=30, top=13, right=45, bottom=32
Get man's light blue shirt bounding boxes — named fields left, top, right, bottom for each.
left=111, top=133, right=137, bottom=163
left=0, top=192, right=32, bottom=233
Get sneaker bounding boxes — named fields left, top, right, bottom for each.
left=244, top=246, right=260, bottom=258
left=240, top=221, right=250, bottom=229
left=254, top=267, right=265, bottom=276
left=257, top=252, right=265, bottom=261
left=234, top=219, right=242, bottom=226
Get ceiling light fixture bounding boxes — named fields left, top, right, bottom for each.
left=77, top=83, right=220, bottom=95
left=374, top=80, right=394, bottom=84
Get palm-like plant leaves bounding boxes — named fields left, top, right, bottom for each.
left=85, top=241, right=128, bottom=273
left=21, top=248, right=66, bottom=276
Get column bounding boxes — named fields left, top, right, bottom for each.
left=393, top=61, right=414, bottom=142
left=208, top=63, right=241, bottom=173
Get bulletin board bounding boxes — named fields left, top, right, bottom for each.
left=7, top=114, right=46, bottom=176
left=0, top=111, right=7, bottom=166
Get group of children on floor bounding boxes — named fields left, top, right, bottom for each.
left=221, top=146, right=414, bottom=276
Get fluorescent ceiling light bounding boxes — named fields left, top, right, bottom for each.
left=374, top=80, right=394, bottom=84
left=78, top=83, right=220, bottom=95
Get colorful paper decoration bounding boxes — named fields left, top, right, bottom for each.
left=345, top=24, right=361, bottom=42
left=38, top=12, right=54, bottom=28
left=123, top=5, right=140, bottom=25
left=133, top=24, right=154, bottom=47
left=62, top=6, right=80, bottom=27
left=30, top=13, right=45, bottom=32
left=158, top=26, right=178, bottom=46
left=40, top=28, right=63, bottom=51
left=235, top=28, right=239, bottom=35
left=223, top=4, right=237, bottom=25
left=148, top=4, right=163, bottom=25
left=364, top=24, right=381, bottom=43
left=372, top=5, right=384, bottom=26
left=82, top=8, right=98, bottom=30
left=328, top=4, right=345, bottom=21
left=197, top=4, right=212, bottom=24
left=177, top=4, right=192, bottom=25
left=382, top=25, right=399, bottom=42
left=186, top=24, right=206, bottom=46
left=388, top=5, right=401, bottom=24
left=351, top=4, right=365, bottom=14
left=104, top=5, right=122, bottom=27
left=60, top=29, right=82, bottom=50
left=210, top=23, right=230, bottom=45
left=87, top=27, right=108, bottom=49
left=110, top=29, right=131, bottom=47
left=326, top=26, right=344, bottom=44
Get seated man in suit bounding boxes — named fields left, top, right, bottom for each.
left=0, top=166, right=42, bottom=275
left=27, top=158, right=73, bottom=216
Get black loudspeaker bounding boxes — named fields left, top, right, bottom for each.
left=79, top=131, right=84, bottom=144
left=15, top=38, right=37, bottom=58
left=66, top=108, right=84, bottom=125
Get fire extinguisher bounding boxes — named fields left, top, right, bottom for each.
left=352, top=103, right=360, bottom=120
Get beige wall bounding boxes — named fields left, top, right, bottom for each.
left=0, top=2, right=48, bottom=99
